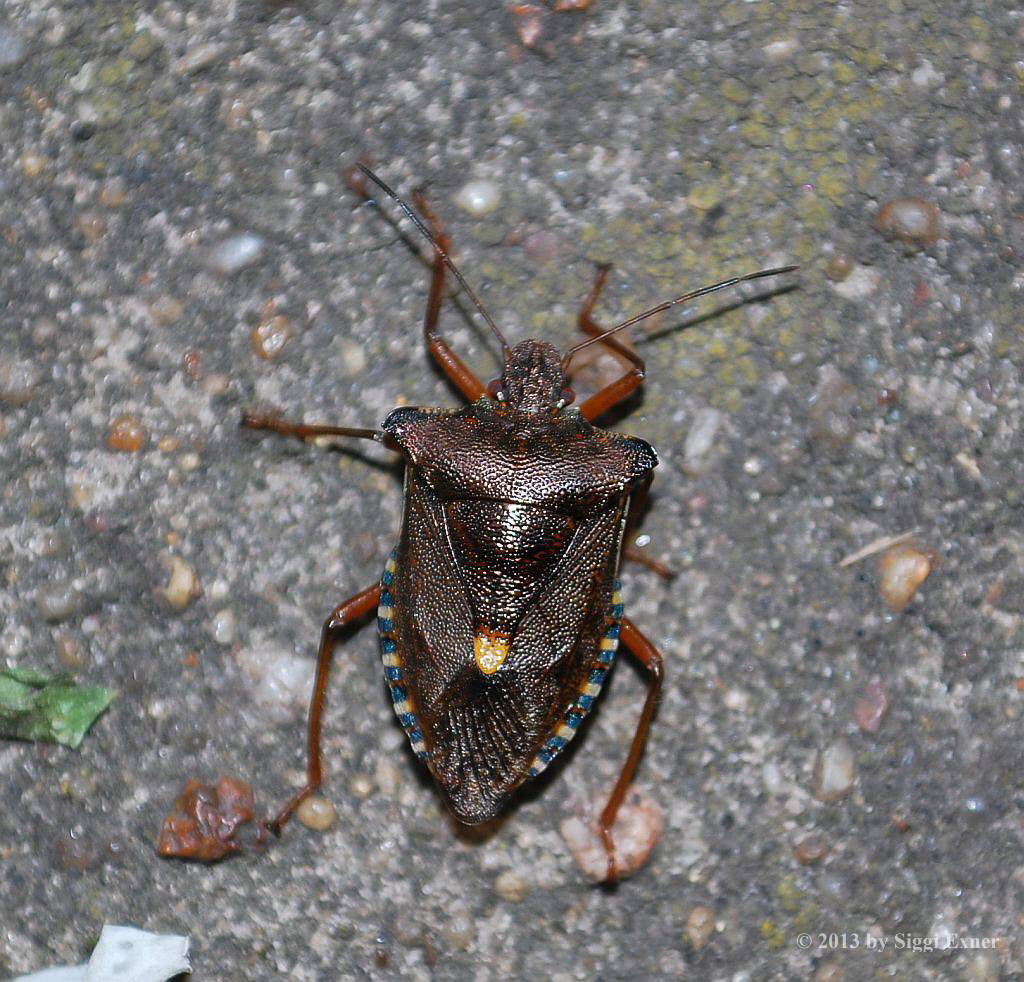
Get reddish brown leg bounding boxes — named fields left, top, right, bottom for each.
left=266, top=584, right=381, bottom=835
left=575, top=265, right=647, bottom=423
left=598, top=616, right=664, bottom=883
left=242, top=412, right=382, bottom=443
left=621, top=476, right=676, bottom=580
left=411, top=191, right=486, bottom=403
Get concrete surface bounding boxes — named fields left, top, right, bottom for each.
left=1, top=0, right=1022, bottom=979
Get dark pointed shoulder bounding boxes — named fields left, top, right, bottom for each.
left=383, top=400, right=656, bottom=508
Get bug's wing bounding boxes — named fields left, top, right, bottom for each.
left=392, top=472, right=624, bottom=823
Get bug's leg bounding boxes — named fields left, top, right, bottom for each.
left=575, top=264, right=647, bottom=423
left=621, top=475, right=676, bottom=580
left=241, top=412, right=383, bottom=443
left=266, top=583, right=381, bottom=835
left=410, top=190, right=487, bottom=402
left=598, top=616, right=664, bottom=884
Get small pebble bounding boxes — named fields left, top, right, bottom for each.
left=375, top=758, right=402, bottom=797
left=874, top=197, right=940, bottom=248
left=74, top=212, right=107, bottom=243
left=0, top=27, right=27, bottom=69
left=0, top=356, right=40, bottom=405
left=560, top=789, right=664, bottom=882
left=814, top=739, right=856, bottom=802
left=831, top=264, right=880, bottom=300
left=853, top=678, right=888, bottom=733
left=808, top=365, right=858, bottom=451
left=149, top=295, right=184, bottom=325
left=686, top=905, right=716, bottom=950
left=762, top=760, right=789, bottom=795
left=824, top=254, right=853, bottom=282
left=206, top=233, right=264, bottom=276
left=441, top=909, right=475, bottom=951
left=98, top=183, right=126, bottom=208
left=762, top=37, right=799, bottom=63
left=510, top=4, right=545, bottom=49
left=877, top=542, right=935, bottom=612
left=349, top=773, right=374, bottom=799
left=107, top=415, right=146, bottom=452
left=176, top=42, right=225, bottom=76
left=793, top=833, right=829, bottom=865
left=338, top=339, right=366, bottom=375
left=20, top=153, right=45, bottom=177
left=37, top=581, right=82, bottom=623
left=494, top=869, right=530, bottom=903
left=56, top=634, right=83, bottom=669
left=454, top=179, right=501, bottom=217
left=251, top=315, right=291, bottom=359
left=296, top=794, right=338, bottom=831
left=202, top=373, right=229, bottom=396
left=682, top=407, right=724, bottom=476
left=160, top=555, right=200, bottom=610
left=209, top=608, right=237, bottom=645
left=236, top=643, right=314, bottom=722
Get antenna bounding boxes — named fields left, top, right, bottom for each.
left=561, top=265, right=799, bottom=371
left=356, top=165, right=511, bottom=355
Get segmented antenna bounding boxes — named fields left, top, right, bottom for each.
left=356, top=165, right=512, bottom=355
left=561, top=265, right=799, bottom=371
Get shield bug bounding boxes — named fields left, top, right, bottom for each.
left=238, top=167, right=794, bottom=882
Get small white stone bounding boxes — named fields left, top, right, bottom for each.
left=454, top=178, right=501, bottom=217
left=814, top=739, right=856, bottom=802
left=762, top=760, right=788, bottom=795
left=682, top=407, right=723, bottom=476
left=236, top=642, right=315, bottom=723
left=762, top=37, right=799, bottom=63
left=561, top=790, right=664, bottom=882
left=209, top=608, right=237, bottom=645
left=831, top=265, right=881, bottom=300
left=176, top=42, right=225, bottom=75
left=206, top=233, right=265, bottom=276
left=0, top=27, right=26, bottom=69
left=494, top=869, right=530, bottom=903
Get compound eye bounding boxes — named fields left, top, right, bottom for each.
left=486, top=378, right=504, bottom=401
left=559, top=386, right=575, bottom=407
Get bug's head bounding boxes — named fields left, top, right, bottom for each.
left=488, top=340, right=573, bottom=414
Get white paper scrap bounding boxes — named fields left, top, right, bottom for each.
left=9, top=926, right=190, bottom=982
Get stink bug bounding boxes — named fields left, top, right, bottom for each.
left=243, top=166, right=795, bottom=882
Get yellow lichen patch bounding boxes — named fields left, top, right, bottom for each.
left=474, top=628, right=510, bottom=676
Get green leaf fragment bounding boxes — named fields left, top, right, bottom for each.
left=0, top=668, right=116, bottom=748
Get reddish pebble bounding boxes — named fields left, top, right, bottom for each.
left=874, top=197, right=940, bottom=247
left=107, top=415, right=146, bottom=453
left=511, top=4, right=545, bottom=47
left=793, top=833, right=829, bottom=865
left=182, top=349, right=203, bottom=381
left=251, top=315, right=291, bottom=359
left=686, top=905, right=716, bottom=950
left=156, top=776, right=265, bottom=861
left=853, top=678, right=889, bottom=733
left=560, top=789, right=664, bottom=882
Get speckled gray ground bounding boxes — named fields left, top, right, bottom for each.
left=1, top=1, right=1022, bottom=979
